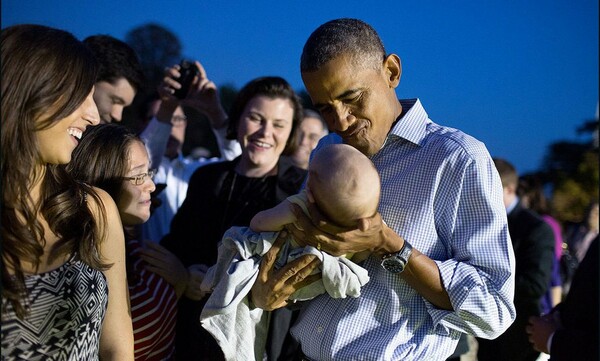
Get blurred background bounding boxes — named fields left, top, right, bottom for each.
left=2, top=0, right=598, bottom=222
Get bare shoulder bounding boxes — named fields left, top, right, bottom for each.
left=85, top=186, right=123, bottom=243
left=85, top=187, right=118, bottom=216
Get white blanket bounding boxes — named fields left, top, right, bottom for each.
left=199, top=226, right=369, bottom=361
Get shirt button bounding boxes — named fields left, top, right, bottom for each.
left=316, top=326, right=323, bottom=333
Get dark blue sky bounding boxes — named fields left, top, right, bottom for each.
left=3, top=0, right=598, bottom=174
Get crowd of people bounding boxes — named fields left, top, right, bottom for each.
left=1, top=18, right=597, bottom=361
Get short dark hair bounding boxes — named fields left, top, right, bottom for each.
left=226, top=76, right=303, bottom=153
left=300, top=18, right=386, bottom=73
left=493, top=158, right=518, bottom=189
left=84, top=34, right=145, bottom=92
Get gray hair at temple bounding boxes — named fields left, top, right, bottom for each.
left=300, top=18, right=386, bottom=73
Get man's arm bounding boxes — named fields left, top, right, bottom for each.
left=288, top=204, right=453, bottom=309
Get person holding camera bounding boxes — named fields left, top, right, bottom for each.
left=139, top=60, right=241, bottom=243
left=159, top=74, right=306, bottom=360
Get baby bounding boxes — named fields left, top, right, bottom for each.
left=199, top=143, right=381, bottom=360
left=251, top=142, right=381, bottom=265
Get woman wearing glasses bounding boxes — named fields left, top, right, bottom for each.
left=67, top=123, right=188, bottom=360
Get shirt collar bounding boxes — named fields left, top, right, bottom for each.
left=506, top=196, right=519, bottom=214
left=388, top=98, right=430, bottom=146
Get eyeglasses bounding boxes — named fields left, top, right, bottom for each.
left=171, top=115, right=187, bottom=127
left=122, top=169, right=156, bottom=186
left=171, top=115, right=187, bottom=123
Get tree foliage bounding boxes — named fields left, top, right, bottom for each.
left=539, top=118, right=599, bottom=224
left=125, top=23, right=182, bottom=93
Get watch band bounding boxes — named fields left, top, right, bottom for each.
left=381, top=240, right=413, bottom=273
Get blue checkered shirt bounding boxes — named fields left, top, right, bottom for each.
left=290, top=99, right=516, bottom=360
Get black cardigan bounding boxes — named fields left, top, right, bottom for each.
left=160, top=155, right=307, bottom=268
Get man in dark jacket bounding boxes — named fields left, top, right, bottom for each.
left=477, top=158, right=555, bottom=361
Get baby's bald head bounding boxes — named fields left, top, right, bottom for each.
left=307, top=144, right=380, bottom=228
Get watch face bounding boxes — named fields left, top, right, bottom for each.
left=381, top=257, right=405, bottom=273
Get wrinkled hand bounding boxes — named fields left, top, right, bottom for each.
left=250, top=231, right=321, bottom=311
left=526, top=313, right=559, bottom=354
left=139, top=241, right=189, bottom=298
left=289, top=202, right=385, bottom=257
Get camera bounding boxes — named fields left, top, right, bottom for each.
left=173, top=59, right=199, bottom=99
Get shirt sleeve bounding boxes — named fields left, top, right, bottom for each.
left=427, top=153, right=516, bottom=339
left=140, top=117, right=171, bottom=169
left=211, top=126, right=241, bottom=161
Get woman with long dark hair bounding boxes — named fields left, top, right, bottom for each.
left=1, top=24, right=133, bottom=359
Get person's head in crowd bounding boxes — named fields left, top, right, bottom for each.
left=67, top=124, right=156, bottom=227
left=144, top=93, right=188, bottom=160
left=307, top=143, right=380, bottom=231
left=1, top=24, right=101, bottom=317
left=84, top=34, right=145, bottom=124
left=300, top=18, right=402, bottom=157
left=493, top=157, right=519, bottom=208
left=226, top=76, right=303, bottom=174
left=289, top=108, right=329, bottom=169
left=518, top=175, right=551, bottom=215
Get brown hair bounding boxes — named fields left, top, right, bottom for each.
left=1, top=24, right=108, bottom=319
left=226, top=76, right=303, bottom=154
left=66, top=123, right=145, bottom=283
left=493, top=158, right=518, bottom=189
left=67, top=124, right=142, bottom=205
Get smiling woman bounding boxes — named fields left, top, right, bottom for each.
left=159, top=76, right=307, bottom=360
left=1, top=24, right=134, bottom=360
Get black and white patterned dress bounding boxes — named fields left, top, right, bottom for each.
left=1, top=256, right=108, bottom=360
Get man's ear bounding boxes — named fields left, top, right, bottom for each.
left=384, top=54, right=402, bottom=88
left=357, top=217, right=371, bottom=232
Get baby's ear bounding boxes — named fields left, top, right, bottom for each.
left=357, top=217, right=371, bottom=232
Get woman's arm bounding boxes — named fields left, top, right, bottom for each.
left=91, top=188, right=134, bottom=360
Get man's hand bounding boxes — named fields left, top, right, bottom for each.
left=288, top=202, right=388, bottom=256
left=251, top=231, right=321, bottom=311
left=526, top=313, right=559, bottom=354
left=181, top=61, right=228, bottom=128
left=157, top=61, right=227, bottom=128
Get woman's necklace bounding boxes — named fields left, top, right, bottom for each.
left=219, top=170, right=271, bottom=232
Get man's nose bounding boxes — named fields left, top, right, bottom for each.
left=111, top=105, right=125, bottom=122
left=330, top=107, right=354, bottom=132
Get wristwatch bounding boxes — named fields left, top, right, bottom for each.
left=381, top=240, right=413, bottom=273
